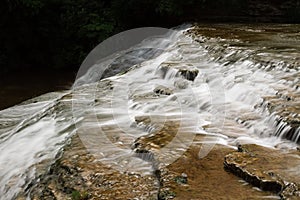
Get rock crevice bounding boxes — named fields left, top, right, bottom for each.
left=224, top=144, right=300, bottom=200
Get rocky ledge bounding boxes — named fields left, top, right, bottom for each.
left=224, top=144, right=300, bottom=199
left=24, top=133, right=300, bottom=199
left=157, top=144, right=279, bottom=200
left=27, top=135, right=159, bottom=200
left=132, top=116, right=277, bottom=199
left=24, top=116, right=285, bottom=200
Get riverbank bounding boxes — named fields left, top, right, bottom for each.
left=0, top=69, right=76, bottom=110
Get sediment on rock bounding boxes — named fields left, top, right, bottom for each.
left=224, top=144, right=300, bottom=200
left=28, top=135, right=159, bottom=200
left=132, top=115, right=279, bottom=199
left=159, top=143, right=277, bottom=200
left=132, top=116, right=185, bottom=172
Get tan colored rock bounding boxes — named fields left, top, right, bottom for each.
left=224, top=144, right=300, bottom=199
left=160, top=144, right=277, bottom=200
left=133, top=116, right=277, bottom=199
left=29, top=135, right=159, bottom=200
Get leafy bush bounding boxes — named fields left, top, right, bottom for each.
left=0, top=0, right=299, bottom=73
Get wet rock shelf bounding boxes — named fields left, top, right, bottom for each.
left=224, top=144, right=300, bottom=199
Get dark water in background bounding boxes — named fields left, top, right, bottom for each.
left=0, top=69, right=76, bottom=110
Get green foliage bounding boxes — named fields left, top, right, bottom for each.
left=156, top=0, right=197, bottom=16
left=0, top=0, right=299, bottom=73
left=1, top=0, right=116, bottom=72
left=20, top=0, right=44, bottom=10
left=71, top=190, right=89, bottom=200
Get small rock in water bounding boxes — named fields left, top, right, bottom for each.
left=153, top=86, right=173, bottom=95
left=237, top=144, right=249, bottom=153
left=177, top=68, right=199, bottom=81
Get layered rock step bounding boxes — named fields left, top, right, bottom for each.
left=261, top=88, right=300, bottom=143
left=224, top=144, right=300, bottom=199
left=27, top=135, right=159, bottom=200
left=132, top=116, right=278, bottom=199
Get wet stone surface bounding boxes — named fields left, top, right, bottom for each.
left=157, top=64, right=199, bottom=82
left=262, top=90, right=300, bottom=142
left=153, top=86, right=173, bottom=96
left=177, top=68, right=199, bottom=82
left=224, top=144, right=300, bottom=199
left=158, top=144, right=278, bottom=200
left=19, top=113, right=297, bottom=200
left=28, top=135, right=159, bottom=200
left=188, top=24, right=300, bottom=144
left=8, top=24, right=300, bottom=200
left=132, top=116, right=278, bottom=199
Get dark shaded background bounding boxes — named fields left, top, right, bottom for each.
left=0, top=0, right=300, bottom=109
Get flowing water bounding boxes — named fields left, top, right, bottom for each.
left=0, top=24, right=299, bottom=199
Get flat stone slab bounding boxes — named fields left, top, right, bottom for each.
left=133, top=116, right=279, bottom=199
left=224, top=144, right=300, bottom=199
left=159, top=144, right=278, bottom=200
left=28, top=135, right=159, bottom=200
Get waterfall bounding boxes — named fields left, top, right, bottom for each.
left=0, top=24, right=299, bottom=199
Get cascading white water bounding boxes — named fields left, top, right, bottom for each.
left=0, top=24, right=299, bottom=199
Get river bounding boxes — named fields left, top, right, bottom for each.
left=0, top=24, right=299, bottom=199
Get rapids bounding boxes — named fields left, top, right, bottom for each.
left=0, top=24, right=299, bottom=199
